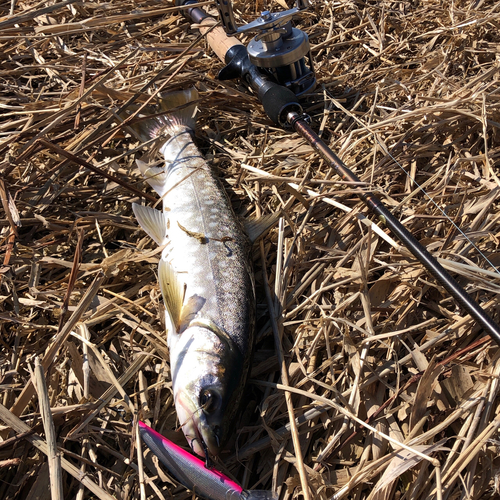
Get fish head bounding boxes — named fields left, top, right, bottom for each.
left=170, top=323, right=243, bottom=459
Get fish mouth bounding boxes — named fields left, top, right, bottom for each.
left=175, top=391, right=221, bottom=461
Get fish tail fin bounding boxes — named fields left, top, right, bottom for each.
left=158, top=87, right=198, bottom=131
left=123, top=88, right=199, bottom=142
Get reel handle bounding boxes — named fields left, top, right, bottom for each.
left=215, top=0, right=310, bottom=35
left=196, top=16, right=243, bottom=62
left=176, top=1, right=243, bottom=62
left=177, top=0, right=315, bottom=96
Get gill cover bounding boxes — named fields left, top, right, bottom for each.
left=169, top=322, right=241, bottom=458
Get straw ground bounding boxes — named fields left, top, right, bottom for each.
left=1, top=0, right=500, bottom=499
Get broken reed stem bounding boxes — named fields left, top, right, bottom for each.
left=66, top=348, right=154, bottom=439
left=255, top=379, right=441, bottom=468
left=0, top=403, right=115, bottom=500
left=10, top=272, right=105, bottom=416
left=259, top=216, right=312, bottom=500
left=70, top=331, right=135, bottom=413
left=430, top=416, right=500, bottom=498
left=0, top=429, right=36, bottom=449
left=76, top=324, right=91, bottom=500
left=33, top=357, right=64, bottom=500
left=316, top=263, right=375, bottom=466
left=436, top=466, right=443, bottom=500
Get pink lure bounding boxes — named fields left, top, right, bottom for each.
left=139, top=421, right=276, bottom=500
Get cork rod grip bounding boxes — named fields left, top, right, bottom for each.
left=195, top=17, right=244, bottom=62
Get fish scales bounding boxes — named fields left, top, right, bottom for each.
left=128, top=88, right=255, bottom=459
left=161, top=127, right=254, bottom=356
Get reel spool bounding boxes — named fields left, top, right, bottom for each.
left=215, top=0, right=316, bottom=96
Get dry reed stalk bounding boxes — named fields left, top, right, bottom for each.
left=2, top=0, right=500, bottom=498
left=260, top=214, right=312, bottom=500
left=0, top=403, right=116, bottom=500
left=10, top=271, right=105, bottom=416
left=32, top=357, right=63, bottom=500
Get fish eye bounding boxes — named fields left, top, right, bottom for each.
left=199, top=389, right=219, bottom=413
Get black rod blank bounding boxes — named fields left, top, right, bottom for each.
left=288, top=111, right=500, bottom=345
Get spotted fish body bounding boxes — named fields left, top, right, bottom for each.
left=130, top=89, right=254, bottom=458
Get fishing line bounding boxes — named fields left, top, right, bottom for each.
left=326, top=91, right=500, bottom=280
left=175, top=405, right=203, bottom=432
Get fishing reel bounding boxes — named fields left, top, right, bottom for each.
left=215, top=0, right=316, bottom=96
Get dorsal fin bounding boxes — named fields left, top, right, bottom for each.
left=244, top=212, right=280, bottom=243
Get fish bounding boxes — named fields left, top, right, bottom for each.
left=139, top=421, right=277, bottom=500
left=127, top=89, right=270, bottom=460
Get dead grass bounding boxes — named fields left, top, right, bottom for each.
left=1, top=0, right=500, bottom=498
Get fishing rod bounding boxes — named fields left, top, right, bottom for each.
left=174, top=0, right=500, bottom=346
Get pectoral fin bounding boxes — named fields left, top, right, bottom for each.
left=178, top=294, right=206, bottom=333
left=133, top=203, right=168, bottom=246
left=158, top=258, right=185, bottom=345
left=244, top=212, right=280, bottom=243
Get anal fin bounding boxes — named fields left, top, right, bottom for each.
left=133, top=203, right=168, bottom=246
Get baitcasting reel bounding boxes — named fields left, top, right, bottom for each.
left=214, top=0, right=316, bottom=96
left=174, top=0, right=500, bottom=344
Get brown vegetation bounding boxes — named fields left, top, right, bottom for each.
left=1, top=0, right=500, bottom=498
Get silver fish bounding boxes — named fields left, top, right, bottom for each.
left=128, top=89, right=266, bottom=459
